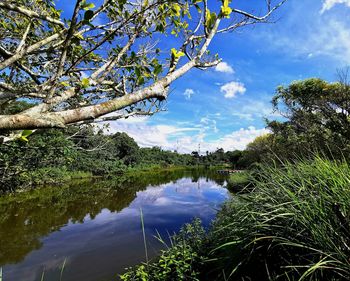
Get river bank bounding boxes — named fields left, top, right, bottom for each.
left=1, top=164, right=225, bottom=195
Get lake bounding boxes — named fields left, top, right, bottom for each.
left=0, top=169, right=229, bottom=281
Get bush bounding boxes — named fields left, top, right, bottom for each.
left=19, top=167, right=72, bottom=186
left=120, top=219, right=206, bottom=281
left=226, top=171, right=251, bottom=192
left=74, top=158, right=127, bottom=176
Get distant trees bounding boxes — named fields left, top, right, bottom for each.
left=0, top=0, right=286, bottom=140
left=0, top=127, right=196, bottom=192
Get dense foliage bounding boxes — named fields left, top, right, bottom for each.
left=121, top=219, right=206, bottom=281
left=229, top=78, right=350, bottom=167
left=207, top=158, right=350, bottom=280
left=0, top=117, right=240, bottom=193
left=0, top=126, right=201, bottom=192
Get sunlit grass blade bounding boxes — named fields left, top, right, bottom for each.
left=40, top=269, right=45, bottom=281
left=59, top=258, right=67, bottom=281
left=140, top=208, right=149, bottom=265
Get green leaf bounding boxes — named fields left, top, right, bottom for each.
left=171, top=3, right=181, bottom=17
left=194, top=4, right=202, bottom=13
left=19, top=130, right=33, bottom=142
left=84, top=10, right=94, bottom=21
left=205, top=9, right=217, bottom=29
left=135, top=67, right=141, bottom=78
left=75, top=33, right=84, bottom=40
left=171, top=48, right=185, bottom=59
left=153, top=64, right=162, bottom=76
left=81, top=78, right=90, bottom=88
left=22, top=130, right=33, bottom=138
left=143, top=66, right=152, bottom=78
left=220, top=0, right=232, bottom=18
left=137, top=76, right=145, bottom=85
left=19, top=136, right=29, bottom=142
left=82, top=2, right=95, bottom=10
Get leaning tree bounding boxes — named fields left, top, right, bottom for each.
left=0, top=0, right=286, bottom=141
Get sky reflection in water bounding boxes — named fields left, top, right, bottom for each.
left=1, top=171, right=229, bottom=281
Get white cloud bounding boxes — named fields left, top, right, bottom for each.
left=183, top=88, right=195, bottom=100
left=241, top=100, right=280, bottom=118
left=321, top=0, right=350, bottom=13
left=201, top=127, right=270, bottom=152
left=106, top=117, right=268, bottom=154
left=293, top=19, right=350, bottom=63
left=107, top=119, right=200, bottom=152
left=232, top=113, right=254, bottom=121
left=200, top=116, right=218, bottom=133
left=215, top=62, right=234, bottom=74
left=220, top=81, right=246, bottom=98
left=259, top=1, right=350, bottom=64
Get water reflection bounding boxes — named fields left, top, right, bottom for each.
left=0, top=168, right=229, bottom=281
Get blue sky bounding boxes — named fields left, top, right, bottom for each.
left=59, top=0, right=350, bottom=153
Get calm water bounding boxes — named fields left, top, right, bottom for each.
left=0, top=169, right=229, bottom=281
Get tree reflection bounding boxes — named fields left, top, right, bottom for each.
left=0, top=168, right=226, bottom=265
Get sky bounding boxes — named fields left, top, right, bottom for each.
left=59, top=0, right=350, bottom=153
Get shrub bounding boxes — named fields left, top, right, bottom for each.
left=120, top=219, right=206, bottom=281
left=226, top=171, right=251, bottom=192
left=19, top=167, right=72, bottom=186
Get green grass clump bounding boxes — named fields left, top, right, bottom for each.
left=227, top=171, right=251, bottom=192
left=120, top=219, right=206, bottom=281
left=207, top=157, right=350, bottom=280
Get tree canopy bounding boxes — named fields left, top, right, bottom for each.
left=236, top=77, right=350, bottom=166
left=0, top=0, right=286, bottom=141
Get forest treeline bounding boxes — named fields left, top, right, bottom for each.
left=0, top=114, right=237, bottom=193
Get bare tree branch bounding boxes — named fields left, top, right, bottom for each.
left=0, top=2, right=66, bottom=26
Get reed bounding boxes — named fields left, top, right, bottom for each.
left=208, top=157, right=350, bottom=280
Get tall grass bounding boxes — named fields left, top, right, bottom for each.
left=207, top=157, right=350, bottom=280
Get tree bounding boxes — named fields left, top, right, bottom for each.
left=226, top=150, right=242, bottom=169
left=111, top=132, right=140, bottom=165
left=238, top=134, right=274, bottom=166
left=0, top=0, right=286, bottom=140
left=268, top=78, right=350, bottom=159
